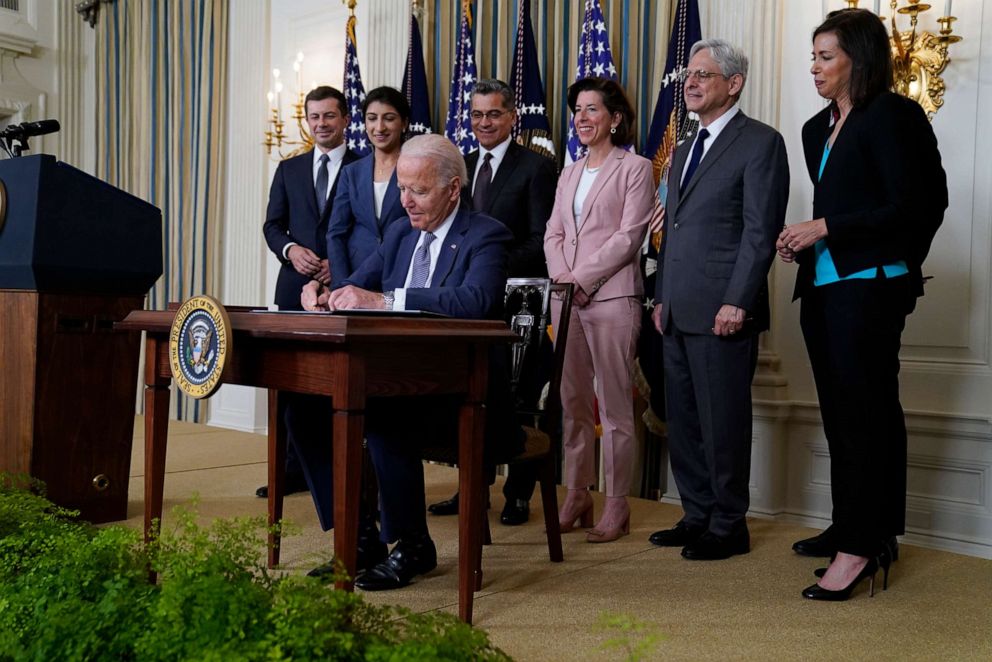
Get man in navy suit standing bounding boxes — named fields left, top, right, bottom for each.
left=302, top=134, right=520, bottom=590
left=428, top=78, right=557, bottom=526
left=260, top=86, right=359, bottom=498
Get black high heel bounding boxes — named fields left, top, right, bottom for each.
left=877, top=543, right=893, bottom=591
left=802, top=557, right=879, bottom=601
left=813, top=537, right=898, bottom=579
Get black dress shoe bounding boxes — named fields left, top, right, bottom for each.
left=427, top=492, right=459, bottom=516
left=792, top=527, right=838, bottom=557
left=681, top=529, right=750, bottom=560
left=255, top=472, right=308, bottom=499
left=354, top=535, right=438, bottom=591
left=500, top=499, right=530, bottom=526
left=307, top=518, right=388, bottom=579
left=648, top=521, right=706, bottom=547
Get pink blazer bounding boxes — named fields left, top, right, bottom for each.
left=544, top=146, right=654, bottom=301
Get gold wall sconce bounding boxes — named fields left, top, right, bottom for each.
left=846, top=0, right=962, bottom=120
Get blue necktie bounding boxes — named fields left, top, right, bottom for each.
left=408, top=231, right=437, bottom=288
left=315, top=153, right=329, bottom=215
left=680, top=128, right=710, bottom=194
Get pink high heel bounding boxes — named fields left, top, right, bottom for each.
left=558, top=489, right=594, bottom=533
left=587, top=498, right=630, bottom=543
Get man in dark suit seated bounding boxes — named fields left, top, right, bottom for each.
left=301, top=134, right=522, bottom=590
left=428, top=78, right=558, bottom=526
left=260, top=85, right=359, bottom=499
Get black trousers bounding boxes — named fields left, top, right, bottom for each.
left=800, top=275, right=914, bottom=558
left=662, top=326, right=759, bottom=537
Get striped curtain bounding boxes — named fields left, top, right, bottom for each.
left=96, top=0, right=228, bottom=422
left=420, top=0, right=674, bottom=164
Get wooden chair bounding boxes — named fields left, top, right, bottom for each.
left=501, top=277, right=574, bottom=564
left=423, top=278, right=573, bottom=569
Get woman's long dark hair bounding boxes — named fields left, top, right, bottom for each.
left=814, top=8, right=893, bottom=108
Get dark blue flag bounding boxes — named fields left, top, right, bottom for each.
left=510, top=0, right=554, bottom=158
left=444, top=1, right=478, bottom=155
left=344, top=14, right=370, bottom=155
left=639, top=0, right=702, bottom=425
left=402, top=12, right=432, bottom=135
left=644, top=0, right=701, bottom=219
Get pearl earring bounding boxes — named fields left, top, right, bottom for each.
left=610, top=126, right=617, bottom=134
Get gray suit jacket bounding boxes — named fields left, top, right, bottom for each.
left=655, top=110, right=789, bottom=335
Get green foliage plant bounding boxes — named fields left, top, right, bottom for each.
left=596, top=612, right=665, bottom=662
left=0, top=475, right=510, bottom=661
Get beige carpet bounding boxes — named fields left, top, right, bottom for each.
left=122, top=417, right=992, bottom=661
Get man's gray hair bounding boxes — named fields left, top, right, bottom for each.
left=690, top=39, right=749, bottom=83
left=400, top=134, right=468, bottom=185
left=472, top=78, right=515, bottom=110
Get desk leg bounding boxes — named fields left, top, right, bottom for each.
left=143, top=336, right=171, bottom=545
left=458, top=349, right=488, bottom=625
left=332, top=353, right=365, bottom=592
left=267, top=389, right=287, bottom=568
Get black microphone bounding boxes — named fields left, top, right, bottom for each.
left=1, top=119, right=61, bottom=138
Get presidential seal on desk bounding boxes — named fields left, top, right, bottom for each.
left=169, top=295, right=231, bottom=399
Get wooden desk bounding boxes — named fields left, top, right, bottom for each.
left=118, top=309, right=517, bottom=624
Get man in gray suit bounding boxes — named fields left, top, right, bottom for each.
left=648, top=39, right=789, bottom=560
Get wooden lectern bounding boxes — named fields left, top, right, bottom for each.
left=0, top=155, right=162, bottom=523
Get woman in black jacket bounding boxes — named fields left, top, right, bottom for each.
left=777, top=8, right=947, bottom=601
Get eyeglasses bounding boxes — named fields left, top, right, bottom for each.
left=683, top=69, right=727, bottom=82
left=470, top=110, right=512, bottom=121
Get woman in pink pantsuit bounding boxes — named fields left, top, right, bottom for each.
left=544, top=78, right=654, bottom=542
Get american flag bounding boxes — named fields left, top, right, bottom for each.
left=343, top=14, right=370, bottom=156
left=565, top=0, right=619, bottom=165
left=444, top=0, right=478, bottom=155
left=402, top=12, right=432, bottom=136
left=644, top=0, right=701, bottom=205
left=638, top=0, right=702, bottom=428
left=510, top=0, right=555, bottom=158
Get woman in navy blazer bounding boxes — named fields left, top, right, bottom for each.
left=326, top=86, right=410, bottom=288
left=777, top=9, right=946, bottom=601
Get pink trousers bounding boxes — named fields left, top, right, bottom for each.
left=552, top=296, right=640, bottom=497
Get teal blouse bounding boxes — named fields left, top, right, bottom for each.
left=812, top=141, right=907, bottom=286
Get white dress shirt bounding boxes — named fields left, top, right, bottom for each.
left=281, top=143, right=349, bottom=260
left=471, top=137, right=511, bottom=195
left=680, top=104, right=740, bottom=188
left=393, top=206, right=458, bottom=311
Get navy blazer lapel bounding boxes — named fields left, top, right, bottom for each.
left=354, top=153, right=375, bottom=214
left=484, top=142, right=520, bottom=213
left=387, top=226, right=420, bottom=290
left=318, top=149, right=359, bottom=224
left=462, top=151, right=479, bottom=208
left=379, top=171, right=401, bottom=229
left=678, top=112, right=746, bottom=207
left=294, top=149, right=320, bottom=219
left=431, top=210, right=467, bottom=285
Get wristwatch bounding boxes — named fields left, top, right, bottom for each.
left=382, top=290, right=394, bottom=310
